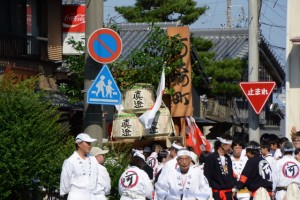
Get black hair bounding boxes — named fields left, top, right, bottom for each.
left=260, top=141, right=271, bottom=151
left=246, top=141, right=260, bottom=156
left=268, top=134, right=279, bottom=146
left=214, top=140, right=221, bottom=151
left=260, top=133, right=270, bottom=144
left=199, top=151, right=210, bottom=165
left=295, top=148, right=300, bottom=155
left=157, top=150, right=168, bottom=163
left=215, top=134, right=233, bottom=151
left=279, top=137, right=289, bottom=145
left=232, top=139, right=244, bottom=148
left=130, top=156, right=145, bottom=169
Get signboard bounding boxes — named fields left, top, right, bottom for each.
left=87, top=28, right=122, bottom=64
left=167, top=26, right=193, bottom=117
left=62, top=5, right=85, bottom=33
left=62, top=5, right=85, bottom=55
left=87, top=65, right=122, bottom=105
left=240, top=82, right=276, bottom=114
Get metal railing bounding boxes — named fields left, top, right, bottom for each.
left=0, top=34, right=48, bottom=60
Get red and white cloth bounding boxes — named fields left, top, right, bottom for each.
left=139, top=68, right=165, bottom=129
left=185, top=116, right=211, bottom=156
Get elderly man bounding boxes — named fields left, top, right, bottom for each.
left=204, top=135, right=236, bottom=200
left=273, top=141, right=300, bottom=200
left=90, top=147, right=111, bottom=200
left=60, top=133, right=99, bottom=200
left=155, top=141, right=183, bottom=191
left=155, top=149, right=212, bottom=200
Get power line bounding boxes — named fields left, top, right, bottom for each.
left=260, top=22, right=285, bottom=29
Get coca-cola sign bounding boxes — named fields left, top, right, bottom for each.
left=62, top=5, right=85, bottom=33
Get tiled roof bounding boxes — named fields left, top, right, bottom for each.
left=191, top=28, right=249, bottom=60
left=117, top=22, right=179, bottom=61
left=190, top=28, right=285, bottom=86
left=116, top=24, right=285, bottom=86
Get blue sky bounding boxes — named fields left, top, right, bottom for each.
left=103, top=0, right=287, bottom=66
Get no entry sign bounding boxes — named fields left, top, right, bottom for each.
left=87, top=28, right=122, bottom=64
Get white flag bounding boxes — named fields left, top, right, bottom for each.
left=139, top=68, right=165, bottom=129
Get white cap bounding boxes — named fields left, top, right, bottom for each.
left=75, top=133, right=97, bottom=143
left=216, top=137, right=232, bottom=145
left=177, top=149, right=191, bottom=157
left=90, top=147, right=109, bottom=156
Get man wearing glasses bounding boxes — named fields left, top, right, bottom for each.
left=292, top=130, right=300, bottom=149
left=60, top=133, right=99, bottom=200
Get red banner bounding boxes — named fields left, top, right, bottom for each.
left=62, top=5, right=85, bottom=33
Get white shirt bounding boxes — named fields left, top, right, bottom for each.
left=231, top=155, right=249, bottom=199
left=146, top=152, right=159, bottom=178
left=118, top=166, right=153, bottom=200
left=273, top=155, right=300, bottom=200
left=60, top=151, right=99, bottom=200
left=231, top=155, right=248, bottom=180
left=155, top=165, right=212, bottom=200
left=155, top=156, right=179, bottom=197
left=263, top=154, right=277, bottom=189
left=92, top=164, right=111, bottom=200
left=273, top=149, right=282, bottom=160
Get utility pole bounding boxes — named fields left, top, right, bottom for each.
left=84, top=0, right=104, bottom=146
left=227, top=0, right=232, bottom=28
left=248, top=0, right=260, bottom=142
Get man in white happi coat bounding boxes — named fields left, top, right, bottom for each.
left=155, top=141, right=183, bottom=185
left=273, top=141, right=300, bottom=200
left=60, top=133, right=99, bottom=200
left=155, top=149, right=212, bottom=200
left=90, top=147, right=111, bottom=200
left=118, top=156, right=154, bottom=200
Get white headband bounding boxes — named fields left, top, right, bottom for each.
left=132, top=149, right=145, bottom=160
left=245, top=145, right=260, bottom=150
left=282, top=147, right=295, bottom=152
left=217, top=137, right=232, bottom=145
left=177, top=149, right=191, bottom=157
left=172, top=141, right=183, bottom=150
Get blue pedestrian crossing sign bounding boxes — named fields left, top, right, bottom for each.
left=87, top=65, right=122, bottom=105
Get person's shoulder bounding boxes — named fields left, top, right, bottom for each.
left=89, top=155, right=98, bottom=164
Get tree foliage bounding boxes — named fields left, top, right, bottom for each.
left=115, top=0, right=208, bottom=25
left=0, top=75, right=74, bottom=199
left=192, top=37, right=246, bottom=99
left=58, top=36, right=85, bottom=103
left=111, top=25, right=184, bottom=92
left=104, top=144, right=132, bottom=199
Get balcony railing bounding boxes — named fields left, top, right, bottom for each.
left=0, top=34, right=48, bottom=60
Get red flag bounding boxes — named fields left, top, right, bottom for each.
left=185, top=116, right=211, bottom=156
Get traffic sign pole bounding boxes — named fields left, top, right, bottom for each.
left=84, top=0, right=104, bottom=146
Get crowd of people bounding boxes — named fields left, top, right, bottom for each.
left=59, top=131, right=300, bottom=200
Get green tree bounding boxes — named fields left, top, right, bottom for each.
left=115, top=0, right=207, bottom=25
left=111, top=25, right=184, bottom=92
left=0, top=75, right=74, bottom=199
left=192, top=37, right=246, bottom=100
left=58, top=36, right=85, bottom=103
